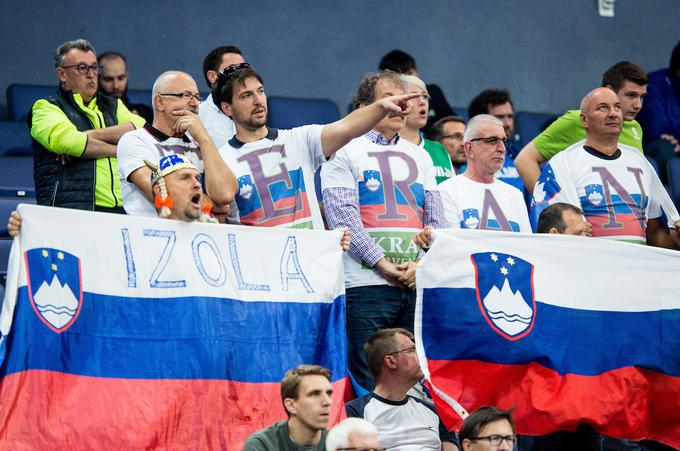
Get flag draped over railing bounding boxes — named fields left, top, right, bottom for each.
left=0, top=204, right=348, bottom=450
left=415, top=229, right=680, bottom=449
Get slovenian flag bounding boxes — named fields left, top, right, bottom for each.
left=0, top=204, right=348, bottom=449
left=415, top=229, right=680, bottom=448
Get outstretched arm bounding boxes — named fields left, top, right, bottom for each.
left=320, top=92, right=419, bottom=156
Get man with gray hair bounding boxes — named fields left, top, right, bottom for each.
left=321, top=70, right=444, bottom=391
left=117, top=70, right=237, bottom=217
left=30, top=39, right=146, bottom=212
left=326, top=418, right=382, bottom=451
left=415, top=114, right=530, bottom=248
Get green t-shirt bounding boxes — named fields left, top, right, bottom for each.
left=423, top=139, right=453, bottom=184
left=533, top=109, right=644, bottom=159
left=243, top=421, right=328, bottom=451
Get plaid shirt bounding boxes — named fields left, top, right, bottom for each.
left=323, top=131, right=444, bottom=267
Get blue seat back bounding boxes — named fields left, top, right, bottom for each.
left=452, top=107, right=469, bottom=121
left=515, top=111, right=558, bottom=148
left=0, top=121, right=32, bottom=156
left=126, top=89, right=152, bottom=107
left=7, top=84, right=56, bottom=122
left=267, top=97, right=340, bottom=130
left=667, top=159, right=680, bottom=211
left=0, top=156, right=35, bottom=197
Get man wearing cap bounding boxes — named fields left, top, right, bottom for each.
left=8, top=153, right=209, bottom=237
left=117, top=70, right=237, bottom=218
left=145, top=153, right=211, bottom=222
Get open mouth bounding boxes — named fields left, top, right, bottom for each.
left=190, top=193, right=201, bottom=208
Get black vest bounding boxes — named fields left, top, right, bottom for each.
left=30, top=87, right=118, bottom=210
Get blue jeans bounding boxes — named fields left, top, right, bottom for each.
left=345, top=284, right=415, bottom=392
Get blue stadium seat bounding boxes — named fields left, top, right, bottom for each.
left=515, top=112, right=558, bottom=148
left=0, top=198, right=35, bottom=237
left=646, top=155, right=660, bottom=177
left=126, top=89, right=152, bottom=107
left=0, top=121, right=32, bottom=156
left=667, top=159, right=680, bottom=210
left=452, top=107, right=468, bottom=121
left=0, top=156, right=35, bottom=197
left=6, top=84, right=56, bottom=122
left=267, top=97, right=340, bottom=129
left=0, top=239, right=11, bottom=286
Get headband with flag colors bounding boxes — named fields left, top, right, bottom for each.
left=145, top=153, right=199, bottom=186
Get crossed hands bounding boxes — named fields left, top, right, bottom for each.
left=375, top=258, right=418, bottom=290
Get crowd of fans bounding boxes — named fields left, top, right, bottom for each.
left=6, top=37, right=680, bottom=450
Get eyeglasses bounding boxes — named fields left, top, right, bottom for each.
left=469, top=136, right=509, bottom=147
left=61, top=64, right=104, bottom=75
left=442, top=133, right=464, bottom=141
left=387, top=346, right=416, bottom=356
left=158, top=92, right=203, bottom=102
left=218, top=62, right=253, bottom=81
left=470, top=435, right=517, bottom=446
left=336, top=448, right=387, bottom=451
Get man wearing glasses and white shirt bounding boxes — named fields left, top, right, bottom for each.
left=30, top=39, right=145, bottom=212
left=117, top=70, right=237, bottom=217
left=431, top=114, right=530, bottom=234
left=198, top=45, right=245, bottom=149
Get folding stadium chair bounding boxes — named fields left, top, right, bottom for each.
left=0, top=238, right=12, bottom=287
left=515, top=111, right=559, bottom=148
left=646, top=155, right=660, bottom=177
left=667, top=159, right=680, bottom=211
left=0, top=121, right=32, bottom=156
left=0, top=156, right=35, bottom=197
left=267, top=97, right=340, bottom=130
left=126, top=89, right=153, bottom=108
left=452, top=106, right=468, bottom=121
left=6, top=84, right=56, bottom=122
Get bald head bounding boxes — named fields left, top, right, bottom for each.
left=152, top=71, right=198, bottom=113
left=579, top=87, right=622, bottom=139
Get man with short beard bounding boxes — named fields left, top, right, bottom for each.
left=214, top=64, right=417, bottom=230
left=97, top=51, right=153, bottom=122
left=117, top=71, right=237, bottom=217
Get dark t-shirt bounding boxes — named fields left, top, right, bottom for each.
left=243, top=421, right=328, bottom=451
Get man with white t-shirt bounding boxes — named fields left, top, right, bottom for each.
left=321, top=71, right=444, bottom=391
left=345, top=328, right=459, bottom=450
left=214, top=64, right=417, bottom=230
left=117, top=71, right=237, bottom=217
left=198, top=45, right=244, bottom=148
left=531, top=87, right=680, bottom=248
left=430, top=114, right=530, bottom=237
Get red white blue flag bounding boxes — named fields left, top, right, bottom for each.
left=0, top=204, right=348, bottom=449
left=415, top=229, right=680, bottom=448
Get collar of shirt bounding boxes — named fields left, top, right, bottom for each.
left=228, top=126, right=279, bottom=149
left=365, top=129, right=399, bottom=146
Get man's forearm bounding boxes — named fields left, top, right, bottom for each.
left=82, top=137, right=117, bottom=158
left=194, top=133, right=237, bottom=206
left=515, top=142, right=545, bottom=191
left=86, top=123, right=136, bottom=144
left=323, top=187, right=385, bottom=266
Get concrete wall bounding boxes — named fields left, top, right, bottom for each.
left=1, top=0, right=678, bottom=115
